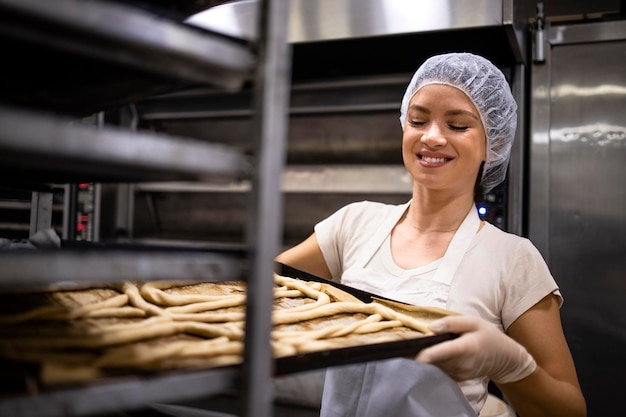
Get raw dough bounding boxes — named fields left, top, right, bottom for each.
left=0, top=274, right=457, bottom=384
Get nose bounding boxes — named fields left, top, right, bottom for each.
left=420, top=122, right=447, bottom=148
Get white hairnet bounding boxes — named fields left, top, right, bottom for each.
left=399, top=52, right=517, bottom=193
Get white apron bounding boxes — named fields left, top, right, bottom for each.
left=320, top=203, right=481, bottom=417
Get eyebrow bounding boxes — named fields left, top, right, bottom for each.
left=408, top=104, right=480, bottom=120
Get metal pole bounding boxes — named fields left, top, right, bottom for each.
left=242, top=0, right=291, bottom=416
left=29, top=191, right=53, bottom=237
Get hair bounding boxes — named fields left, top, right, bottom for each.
left=474, top=161, right=486, bottom=203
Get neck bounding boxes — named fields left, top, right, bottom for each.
left=405, top=189, right=475, bottom=233
left=404, top=217, right=462, bottom=233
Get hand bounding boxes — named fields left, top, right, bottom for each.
left=416, top=315, right=536, bottom=384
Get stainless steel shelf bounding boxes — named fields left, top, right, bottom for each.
left=0, top=0, right=254, bottom=90
left=0, top=106, right=250, bottom=184
left=0, top=366, right=238, bottom=417
left=0, top=249, right=244, bottom=292
left=134, top=165, right=413, bottom=194
left=136, top=73, right=409, bottom=120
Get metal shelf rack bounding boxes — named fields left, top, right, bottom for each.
left=0, top=0, right=291, bottom=416
left=0, top=105, right=250, bottom=184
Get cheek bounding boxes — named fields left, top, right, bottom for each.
left=402, top=128, right=418, bottom=147
left=401, top=134, right=416, bottom=165
left=401, top=133, right=415, bottom=158
left=467, top=133, right=487, bottom=163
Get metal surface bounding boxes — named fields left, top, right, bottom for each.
left=0, top=0, right=254, bottom=89
left=506, top=63, right=526, bottom=236
left=0, top=250, right=244, bottom=292
left=528, top=55, right=551, bottom=254
left=0, top=106, right=250, bottom=183
left=241, top=1, right=291, bottom=417
left=0, top=0, right=287, bottom=415
left=275, top=332, right=456, bottom=376
left=148, top=403, right=236, bottom=417
left=110, top=0, right=226, bottom=20
left=135, top=166, right=412, bottom=194
left=133, top=62, right=519, bottom=245
left=274, top=263, right=458, bottom=374
left=29, top=192, right=53, bottom=237
left=187, top=0, right=505, bottom=43
left=138, top=73, right=409, bottom=120
left=184, top=0, right=530, bottom=84
left=528, top=19, right=626, bottom=417
left=0, top=367, right=238, bottom=417
left=114, top=184, right=136, bottom=240
left=137, top=74, right=408, bottom=166
left=548, top=18, right=626, bottom=44
left=277, top=262, right=404, bottom=304
left=132, top=190, right=410, bottom=248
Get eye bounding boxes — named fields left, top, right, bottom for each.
left=408, top=119, right=426, bottom=127
left=449, top=124, right=469, bottom=131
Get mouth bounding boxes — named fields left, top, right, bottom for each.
left=417, top=154, right=454, bottom=166
left=419, top=155, right=451, bottom=163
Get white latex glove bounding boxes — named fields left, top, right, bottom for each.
left=416, top=315, right=536, bottom=384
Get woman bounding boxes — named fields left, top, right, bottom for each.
left=276, top=53, right=586, bottom=417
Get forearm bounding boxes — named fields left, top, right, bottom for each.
left=498, top=366, right=586, bottom=417
left=275, top=233, right=332, bottom=280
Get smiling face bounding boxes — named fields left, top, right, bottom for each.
left=402, top=83, right=487, bottom=196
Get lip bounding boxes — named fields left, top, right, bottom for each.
left=417, top=150, right=454, bottom=167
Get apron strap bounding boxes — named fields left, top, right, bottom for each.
left=354, top=201, right=411, bottom=268
left=354, top=201, right=480, bottom=286
left=432, top=204, right=481, bottom=285
left=355, top=201, right=480, bottom=285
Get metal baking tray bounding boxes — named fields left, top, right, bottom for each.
left=275, top=263, right=458, bottom=375
left=0, top=263, right=457, bottom=416
left=275, top=332, right=456, bottom=375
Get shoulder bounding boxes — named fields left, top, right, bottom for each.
left=470, top=223, right=552, bottom=284
left=471, top=223, right=560, bottom=328
left=475, top=223, right=544, bottom=259
left=478, top=222, right=523, bottom=243
left=339, top=200, right=400, bottom=216
left=338, top=200, right=398, bottom=219
left=321, top=200, right=404, bottom=229
left=314, top=200, right=407, bottom=281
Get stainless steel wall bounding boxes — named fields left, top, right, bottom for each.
left=529, top=19, right=626, bottom=417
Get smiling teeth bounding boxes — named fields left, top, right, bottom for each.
left=422, top=156, right=446, bottom=163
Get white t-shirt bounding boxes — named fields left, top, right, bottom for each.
left=315, top=200, right=562, bottom=413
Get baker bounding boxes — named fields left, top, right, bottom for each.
left=275, top=52, right=586, bottom=417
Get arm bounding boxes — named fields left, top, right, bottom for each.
left=275, top=232, right=333, bottom=280
left=497, top=294, right=586, bottom=417
left=417, top=294, right=586, bottom=417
